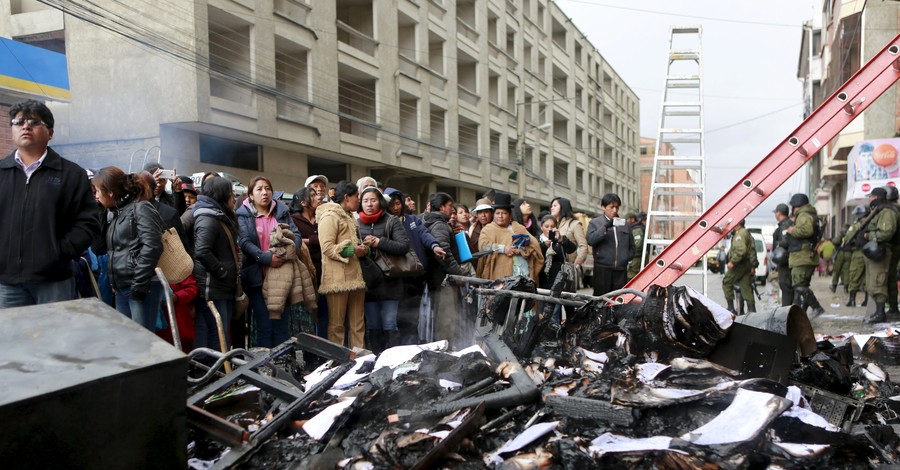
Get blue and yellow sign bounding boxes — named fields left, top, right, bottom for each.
left=0, top=36, right=69, bottom=101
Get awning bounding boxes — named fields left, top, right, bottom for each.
left=0, top=36, right=69, bottom=101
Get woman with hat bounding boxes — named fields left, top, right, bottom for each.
left=476, top=192, right=544, bottom=281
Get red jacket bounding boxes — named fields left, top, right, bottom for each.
left=157, top=274, right=198, bottom=352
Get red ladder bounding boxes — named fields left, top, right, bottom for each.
left=621, top=33, right=900, bottom=303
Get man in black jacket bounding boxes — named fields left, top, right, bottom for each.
left=586, top=193, right=633, bottom=296
left=0, top=100, right=100, bottom=307
left=422, top=192, right=470, bottom=345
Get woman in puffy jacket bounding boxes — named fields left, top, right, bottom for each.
left=91, top=166, right=164, bottom=331
left=193, top=177, right=239, bottom=350
left=237, top=176, right=302, bottom=348
left=358, top=187, right=410, bottom=351
left=317, top=180, right=368, bottom=349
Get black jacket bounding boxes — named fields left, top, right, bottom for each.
left=0, top=148, right=100, bottom=283
left=236, top=199, right=302, bottom=288
left=422, top=211, right=467, bottom=289
left=539, top=234, right=577, bottom=288
left=96, top=197, right=164, bottom=294
left=193, top=196, right=239, bottom=300
left=359, top=212, right=410, bottom=301
left=586, top=215, right=634, bottom=270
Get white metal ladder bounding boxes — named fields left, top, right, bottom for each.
left=642, top=26, right=707, bottom=294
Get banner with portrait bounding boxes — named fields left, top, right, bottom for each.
left=846, top=138, right=900, bottom=203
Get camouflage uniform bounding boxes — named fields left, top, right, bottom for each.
left=626, top=221, right=644, bottom=279
left=786, top=203, right=824, bottom=315
left=830, top=229, right=850, bottom=291
left=844, top=220, right=867, bottom=304
left=864, top=203, right=898, bottom=304
left=722, top=224, right=755, bottom=313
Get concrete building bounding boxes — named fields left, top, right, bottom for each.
left=0, top=0, right=638, bottom=211
left=798, top=0, right=900, bottom=231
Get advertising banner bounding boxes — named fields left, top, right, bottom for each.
left=846, top=138, right=900, bottom=203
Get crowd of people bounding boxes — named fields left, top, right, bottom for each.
left=2, top=99, right=654, bottom=354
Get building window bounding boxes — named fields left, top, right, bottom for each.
left=429, top=104, right=446, bottom=145
left=336, top=0, right=376, bottom=56
left=428, top=30, right=445, bottom=74
left=399, top=92, right=418, bottom=149
left=338, top=64, right=377, bottom=139
left=208, top=6, right=252, bottom=105
left=275, top=36, right=309, bottom=122
left=554, top=158, right=568, bottom=186
left=199, top=134, right=260, bottom=171
left=551, top=16, right=566, bottom=50
left=398, top=11, right=417, bottom=61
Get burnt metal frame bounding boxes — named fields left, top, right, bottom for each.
left=187, top=334, right=356, bottom=468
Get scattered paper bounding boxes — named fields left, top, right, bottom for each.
left=637, top=363, right=668, bottom=383
left=773, top=442, right=829, bottom=457
left=374, top=340, right=448, bottom=370
left=303, top=397, right=356, bottom=440
left=681, top=389, right=791, bottom=445
left=484, top=421, right=559, bottom=465
left=588, top=432, right=685, bottom=457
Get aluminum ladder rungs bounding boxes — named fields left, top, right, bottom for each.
left=662, top=102, right=702, bottom=107
left=660, top=137, right=702, bottom=144
left=663, top=109, right=702, bottom=117
left=658, top=164, right=703, bottom=171
left=670, top=51, right=700, bottom=61
left=652, top=183, right=703, bottom=189
left=655, top=155, right=704, bottom=161
left=671, top=26, right=701, bottom=34
left=660, top=128, right=703, bottom=134
left=652, top=190, right=704, bottom=197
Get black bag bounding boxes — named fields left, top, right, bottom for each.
left=374, top=249, right=424, bottom=278
left=360, top=255, right=384, bottom=290
left=559, top=261, right=579, bottom=293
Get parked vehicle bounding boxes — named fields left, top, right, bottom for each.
left=750, top=232, right=768, bottom=282
left=190, top=171, right=248, bottom=196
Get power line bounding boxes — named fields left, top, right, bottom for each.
left=707, top=102, right=803, bottom=134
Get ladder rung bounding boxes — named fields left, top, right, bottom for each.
left=667, top=82, right=700, bottom=89
left=655, top=155, right=704, bottom=161
left=658, top=164, right=702, bottom=170
left=670, top=52, right=699, bottom=61
left=652, top=190, right=704, bottom=197
left=663, top=109, right=701, bottom=117
left=652, top=183, right=703, bottom=188
left=663, top=102, right=702, bottom=107
left=671, top=26, right=701, bottom=34
left=660, top=128, right=703, bottom=134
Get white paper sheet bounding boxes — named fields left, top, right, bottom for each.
left=637, top=363, right=668, bottom=383
left=302, top=397, right=356, bottom=440
left=588, top=432, right=685, bottom=457
left=373, top=340, right=448, bottom=370
left=484, top=421, right=559, bottom=465
left=773, top=442, right=829, bottom=457
left=684, top=285, right=734, bottom=330
left=681, top=389, right=791, bottom=445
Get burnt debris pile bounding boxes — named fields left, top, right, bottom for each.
left=188, top=280, right=900, bottom=468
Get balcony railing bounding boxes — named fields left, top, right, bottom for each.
left=336, top=20, right=377, bottom=57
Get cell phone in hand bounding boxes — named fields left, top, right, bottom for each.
left=157, top=169, right=175, bottom=180
left=613, top=217, right=626, bottom=227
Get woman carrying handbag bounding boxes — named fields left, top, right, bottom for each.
left=358, top=187, right=410, bottom=352
left=192, top=177, right=239, bottom=351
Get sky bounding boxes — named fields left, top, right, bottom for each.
left=557, top=0, right=816, bottom=225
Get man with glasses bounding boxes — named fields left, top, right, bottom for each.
left=0, top=100, right=100, bottom=307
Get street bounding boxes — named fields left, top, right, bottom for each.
left=694, top=269, right=890, bottom=338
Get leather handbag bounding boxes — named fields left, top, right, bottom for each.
left=559, top=261, right=579, bottom=293
left=374, top=249, right=424, bottom=278
left=157, top=227, right=192, bottom=284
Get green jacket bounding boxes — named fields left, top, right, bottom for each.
left=631, top=224, right=644, bottom=260
left=845, top=221, right=863, bottom=251
left=867, top=204, right=898, bottom=244
left=728, top=226, right=754, bottom=264
left=788, top=204, right=819, bottom=267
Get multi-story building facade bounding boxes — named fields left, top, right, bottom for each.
left=798, top=0, right=900, bottom=231
left=0, top=0, right=639, bottom=211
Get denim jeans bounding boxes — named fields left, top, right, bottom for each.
left=114, top=282, right=164, bottom=331
left=195, top=298, right=233, bottom=351
left=364, top=300, right=400, bottom=331
left=247, top=285, right=290, bottom=348
left=0, top=277, right=77, bottom=308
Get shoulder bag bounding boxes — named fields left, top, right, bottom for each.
left=157, top=227, right=193, bottom=284
left=373, top=215, right=424, bottom=278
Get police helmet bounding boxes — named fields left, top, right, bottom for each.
left=863, top=240, right=885, bottom=261
left=853, top=205, right=870, bottom=220
left=789, top=193, right=809, bottom=207
left=884, top=185, right=899, bottom=202
left=771, top=246, right=789, bottom=267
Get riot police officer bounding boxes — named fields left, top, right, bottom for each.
left=625, top=212, right=645, bottom=280
left=845, top=205, right=869, bottom=307
left=885, top=186, right=900, bottom=316
left=722, top=219, right=755, bottom=313
left=772, top=203, right=794, bottom=306
left=786, top=193, right=825, bottom=317
left=830, top=224, right=850, bottom=293
left=863, top=187, right=898, bottom=323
